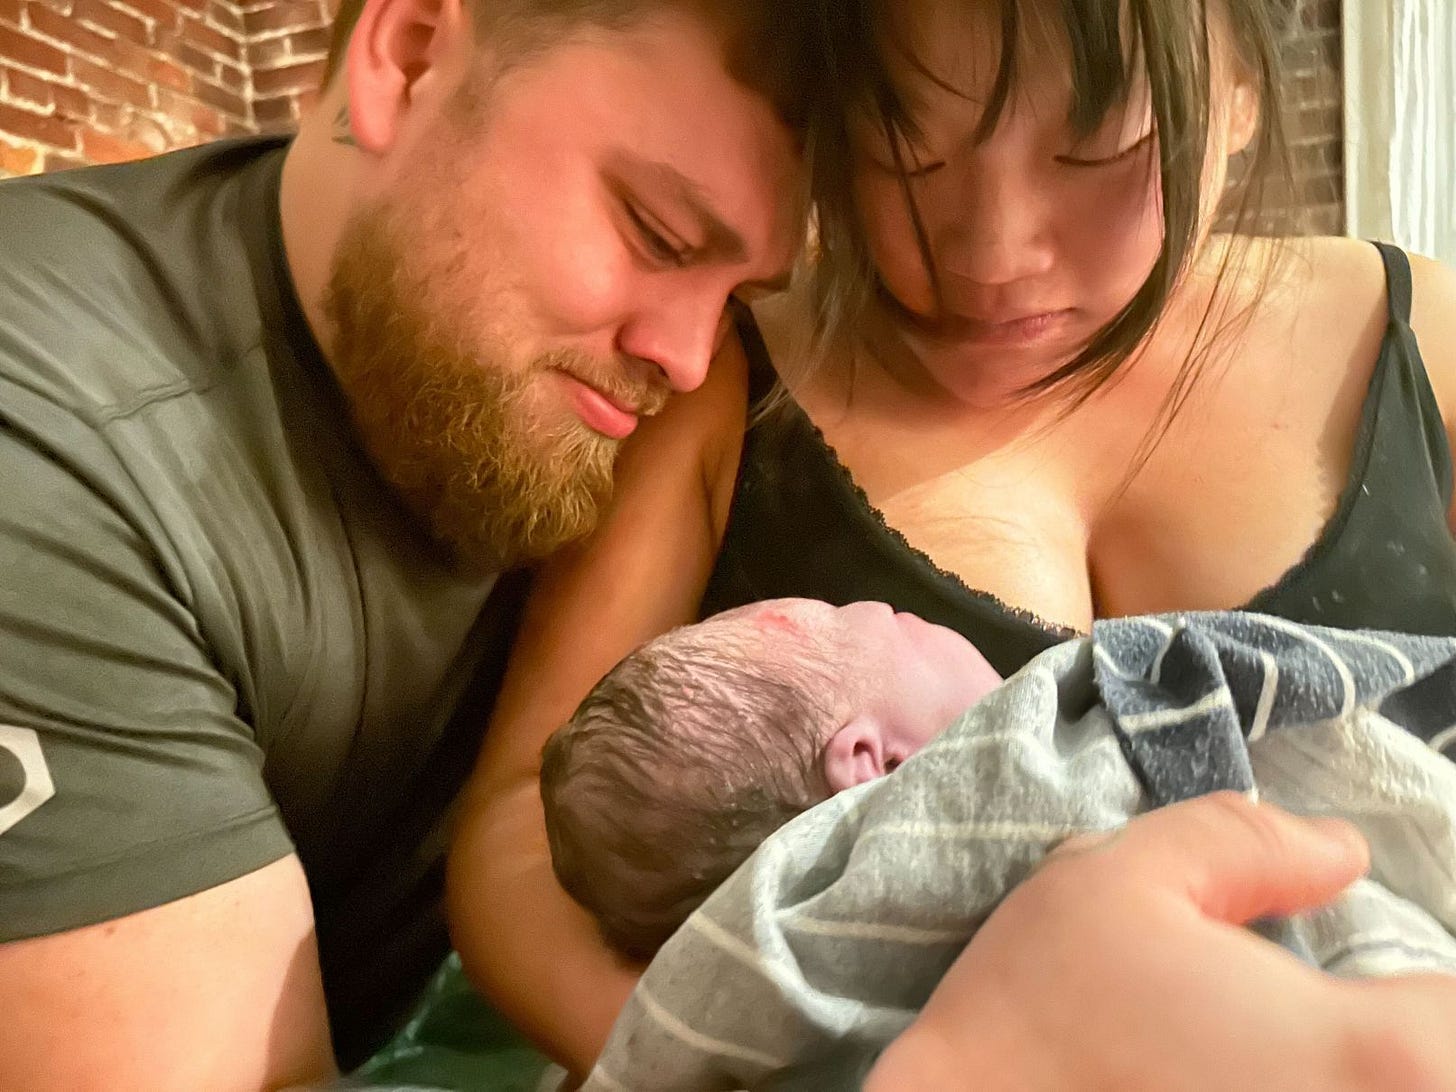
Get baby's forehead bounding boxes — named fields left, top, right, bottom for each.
left=741, top=604, right=811, bottom=636
left=671, top=608, right=862, bottom=684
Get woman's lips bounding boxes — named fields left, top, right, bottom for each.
left=929, top=308, right=1075, bottom=347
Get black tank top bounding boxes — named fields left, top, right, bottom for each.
left=702, top=243, right=1456, bottom=677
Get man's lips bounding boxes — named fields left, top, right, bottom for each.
left=556, top=370, right=664, bottom=440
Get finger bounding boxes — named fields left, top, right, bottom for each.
left=1105, top=793, right=1370, bottom=924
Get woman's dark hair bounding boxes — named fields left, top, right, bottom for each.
left=808, top=0, right=1305, bottom=419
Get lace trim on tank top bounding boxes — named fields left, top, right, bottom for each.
left=791, top=404, right=1085, bottom=640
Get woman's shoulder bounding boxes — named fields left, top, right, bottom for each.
left=1406, top=251, right=1456, bottom=424
left=1288, top=236, right=1456, bottom=423
left=1293, top=235, right=1455, bottom=323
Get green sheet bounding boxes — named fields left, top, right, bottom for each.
left=353, top=953, right=553, bottom=1091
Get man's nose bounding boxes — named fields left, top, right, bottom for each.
left=616, top=292, right=728, bottom=394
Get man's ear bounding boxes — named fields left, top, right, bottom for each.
left=822, top=717, right=891, bottom=793
left=344, top=0, right=466, bottom=154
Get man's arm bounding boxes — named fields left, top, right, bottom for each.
left=0, top=857, right=335, bottom=1092
left=447, top=337, right=750, bottom=1073
left=0, top=407, right=336, bottom=1088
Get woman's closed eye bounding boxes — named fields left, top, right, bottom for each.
left=1056, top=131, right=1154, bottom=169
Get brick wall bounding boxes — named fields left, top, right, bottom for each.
left=1284, top=0, right=1345, bottom=233
left=1, top=0, right=1348, bottom=234
left=0, top=0, right=332, bottom=176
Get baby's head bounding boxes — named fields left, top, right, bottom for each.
left=540, top=598, right=1000, bottom=958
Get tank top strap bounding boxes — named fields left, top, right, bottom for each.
left=731, top=302, right=780, bottom=404
left=1374, top=241, right=1414, bottom=325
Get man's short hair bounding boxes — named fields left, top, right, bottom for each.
left=321, top=0, right=819, bottom=137
left=540, top=626, right=835, bottom=958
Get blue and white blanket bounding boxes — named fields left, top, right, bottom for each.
left=585, top=613, right=1456, bottom=1092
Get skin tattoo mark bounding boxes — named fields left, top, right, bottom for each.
left=333, top=105, right=358, bottom=147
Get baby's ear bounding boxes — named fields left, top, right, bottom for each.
left=823, top=717, right=891, bottom=793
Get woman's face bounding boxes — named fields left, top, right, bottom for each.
left=852, top=0, right=1247, bottom=402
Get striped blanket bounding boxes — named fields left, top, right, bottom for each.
left=585, top=613, right=1456, bottom=1092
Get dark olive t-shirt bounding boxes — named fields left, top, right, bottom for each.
left=0, top=136, right=523, bottom=1064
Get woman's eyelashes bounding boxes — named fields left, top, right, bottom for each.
left=860, top=130, right=1153, bottom=181
left=1056, top=131, right=1155, bottom=169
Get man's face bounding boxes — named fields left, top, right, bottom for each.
left=325, top=11, right=803, bottom=569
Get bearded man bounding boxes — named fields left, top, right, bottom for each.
left=0, top=0, right=809, bottom=1085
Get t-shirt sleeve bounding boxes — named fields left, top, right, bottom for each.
left=0, top=393, right=295, bottom=942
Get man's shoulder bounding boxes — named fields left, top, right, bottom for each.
left=0, top=137, right=289, bottom=422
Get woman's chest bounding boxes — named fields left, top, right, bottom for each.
left=815, top=353, right=1373, bottom=632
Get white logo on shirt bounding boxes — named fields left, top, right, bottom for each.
left=0, top=725, right=55, bottom=836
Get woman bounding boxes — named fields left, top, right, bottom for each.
left=448, top=0, right=1456, bottom=1075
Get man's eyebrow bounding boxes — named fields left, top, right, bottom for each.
left=633, top=157, right=748, bottom=264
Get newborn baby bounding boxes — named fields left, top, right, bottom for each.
left=549, top=604, right=1456, bottom=1091
left=540, top=598, right=1002, bottom=957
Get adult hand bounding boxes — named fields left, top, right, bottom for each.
left=867, top=792, right=1456, bottom=1091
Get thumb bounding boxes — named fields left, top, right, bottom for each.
left=1113, top=793, right=1370, bottom=925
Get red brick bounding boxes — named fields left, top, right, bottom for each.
left=252, top=58, right=322, bottom=97
left=169, top=39, right=218, bottom=77
left=0, top=98, right=73, bottom=146
left=0, top=135, right=40, bottom=174
left=0, top=0, right=22, bottom=24
left=216, top=57, right=243, bottom=89
left=179, top=12, right=239, bottom=59
left=108, top=36, right=159, bottom=76
left=248, top=22, right=329, bottom=68
left=27, top=0, right=74, bottom=14
left=86, top=96, right=119, bottom=126
left=70, top=56, right=152, bottom=108
left=146, top=55, right=190, bottom=92
left=51, top=81, right=89, bottom=117
left=204, top=0, right=238, bottom=33
left=75, top=0, right=150, bottom=44
left=0, top=24, right=67, bottom=74
left=159, top=86, right=224, bottom=134
left=3, top=64, right=54, bottom=107
left=27, top=3, right=114, bottom=61
left=285, top=24, right=330, bottom=57
left=79, top=124, right=152, bottom=162
left=245, top=29, right=288, bottom=65
left=115, top=0, right=178, bottom=27
left=190, top=74, right=243, bottom=117
left=251, top=91, right=293, bottom=126
left=243, top=0, right=322, bottom=37
left=187, top=99, right=221, bottom=135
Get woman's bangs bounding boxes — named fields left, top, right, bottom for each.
left=1062, top=0, right=1145, bottom=139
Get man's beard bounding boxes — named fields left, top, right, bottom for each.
left=321, top=205, right=660, bottom=571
